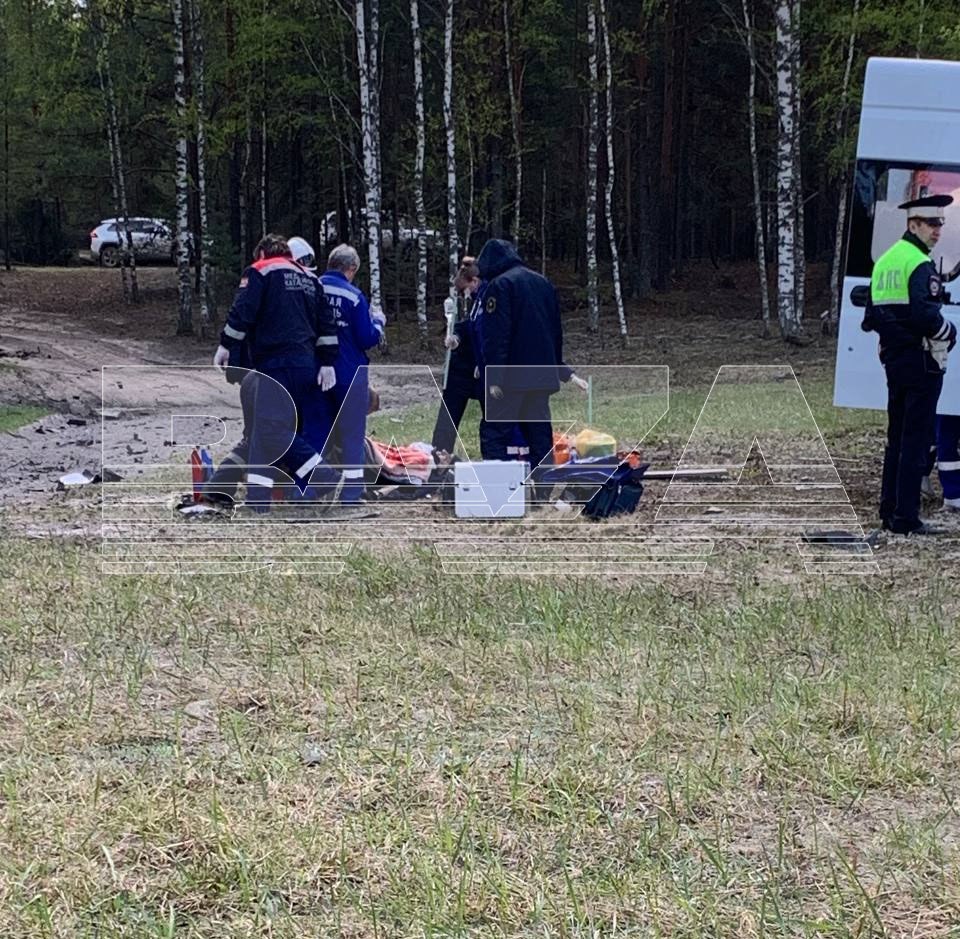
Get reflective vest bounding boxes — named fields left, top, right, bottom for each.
left=871, top=238, right=929, bottom=306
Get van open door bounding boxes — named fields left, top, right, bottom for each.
left=833, top=57, right=960, bottom=415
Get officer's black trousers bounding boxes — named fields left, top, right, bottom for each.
left=480, top=389, right=554, bottom=479
left=431, top=383, right=481, bottom=455
left=880, top=349, right=944, bottom=532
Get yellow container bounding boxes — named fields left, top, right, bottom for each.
left=575, top=428, right=617, bottom=459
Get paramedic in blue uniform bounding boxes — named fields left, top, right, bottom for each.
left=476, top=239, right=586, bottom=490
left=862, top=195, right=957, bottom=535
left=431, top=256, right=486, bottom=455
left=213, top=233, right=339, bottom=507
left=286, top=235, right=337, bottom=471
left=310, top=243, right=385, bottom=504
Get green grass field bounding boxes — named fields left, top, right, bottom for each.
left=2, top=534, right=959, bottom=937
left=3, top=366, right=950, bottom=937
left=367, top=371, right=884, bottom=461
left=0, top=404, right=46, bottom=434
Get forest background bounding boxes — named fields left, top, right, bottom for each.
left=2, top=0, right=959, bottom=341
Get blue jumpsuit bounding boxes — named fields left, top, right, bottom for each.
left=306, top=270, right=383, bottom=503
left=936, top=414, right=960, bottom=500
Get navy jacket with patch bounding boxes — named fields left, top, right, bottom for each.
left=477, top=239, right=568, bottom=392
left=220, top=256, right=338, bottom=368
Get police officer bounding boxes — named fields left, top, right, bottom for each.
left=308, top=243, right=384, bottom=505
left=213, top=233, right=339, bottom=508
left=476, top=239, right=585, bottom=493
left=862, top=194, right=958, bottom=534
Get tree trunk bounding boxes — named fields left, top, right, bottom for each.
left=742, top=0, right=771, bottom=330
left=490, top=139, right=504, bottom=238
left=828, top=0, right=860, bottom=332
left=189, top=0, right=212, bottom=330
left=259, top=105, right=267, bottom=236
left=94, top=14, right=138, bottom=303
left=239, top=107, right=251, bottom=266
left=656, top=0, right=678, bottom=291
left=541, top=162, right=547, bottom=274
left=410, top=0, right=428, bottom=338
left=598, top=0, right=626, bottom=342
left=258, top=0, right=267, bottom=238
left=172, top=0, right=193, bottom=334
left=791, top=0, right=804, bottom=331
left=443, top=0, right=459, bottom=297
left=466, top=129, right=475, bottom=254
left=225, top=3, right=241, bottom=259
left=774, top=0, right=798, bottom=339
left=356, top=0, right=384, bottom=316
left=2, top=0, right=11, bottom=272
left=369, top=0, right=384, bottom=317
left=585, top=0, right=599, bottom=332
left=503, top=0, right=522, bottom=244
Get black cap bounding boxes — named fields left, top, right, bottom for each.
left=898, top=194, right=954, bottom=212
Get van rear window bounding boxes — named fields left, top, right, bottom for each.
left=846, top=159, right=960, bottom=278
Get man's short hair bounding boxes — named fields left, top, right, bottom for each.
left=328, top=243, right=361, bottom=273
left=455, top=255, right=479, bottom=291
left=254, top=234, right=291, bottom=259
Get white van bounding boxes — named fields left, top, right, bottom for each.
left=833, top=57, right=960, bottom=415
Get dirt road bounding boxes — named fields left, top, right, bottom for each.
left=5, top=262, right=935, bottom=567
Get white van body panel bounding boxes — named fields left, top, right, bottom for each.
left=833, top=57, right=960, bottom=415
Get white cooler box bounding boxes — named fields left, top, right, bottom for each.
left=454, top=460, right=528, bottom=518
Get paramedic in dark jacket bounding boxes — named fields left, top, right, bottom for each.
left=309, top=243, right=384, bottom=504
left=431, top=256, right=486, bottom=455
left=862, top=194, right=957, bottom=535
left=477, top=238, right=583, bottom=483
left=213, top=233, right=339, bottom=507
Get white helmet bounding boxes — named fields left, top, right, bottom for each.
left=288, top=236, right=317, bottom=271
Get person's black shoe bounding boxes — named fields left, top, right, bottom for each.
left=887, top=519, right=945, bottom=536
left=907, top=522, right=946, bottom=536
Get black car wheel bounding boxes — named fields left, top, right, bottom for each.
left=99, top=244, right=120, bottom=268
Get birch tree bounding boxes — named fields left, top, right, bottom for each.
left=598, top=0, right=627, bottom=341
left=239, top=109, right=251, bottom=266
left=540, top=163, right=547, bottom=274
left=774, top=0, right=800, bottom=339
left=410, top=0, right=427, bottom=339
left=585, top=0, right=600, bottom=333
left=94, top=11, right=139, bottom=303
left=791, top=0, right=804, bottom=332
left=189, top=0, right=212, bottom=329
left=443, top=0, right=459, bottom=296
left=1, top=0, right=10, bottom=272
left=466, top=130, right=475, bottom=255
left=739, top=0, right=771, bottom=331
left=355, top=0, right=383, bottom=316
left=259, top=0, right=267, bottom=238
left=827, top=0, right=860, bottom=333
left=503, top=0, right=522, bottom=244
left=369, top=0, right=384, bottom=316
left=172, top=0, right=192, bottom=334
